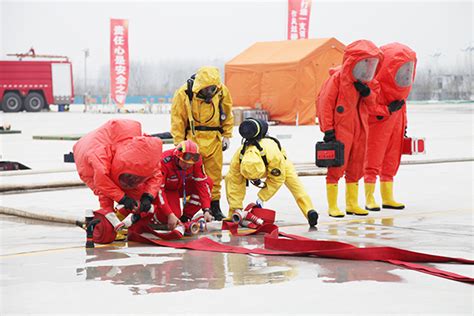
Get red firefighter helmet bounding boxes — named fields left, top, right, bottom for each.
left=174, top=140, right=200, bottom=164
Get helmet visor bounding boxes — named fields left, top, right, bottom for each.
left=119, top=173, right=147, bottom=189
left=180, top=152, right=200, bottom=163
left=352, top=58, right=379, bottom=82
left=395, top=61, right=415, bottom=87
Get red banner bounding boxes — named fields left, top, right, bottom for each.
left=287, top=0, right=312, bottom=40
left=110, top=19, right=129, bottom=108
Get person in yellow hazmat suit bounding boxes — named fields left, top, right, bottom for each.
left=225, top=118, right=319, bottom=227
left=171, top=66, right=234, bottom=221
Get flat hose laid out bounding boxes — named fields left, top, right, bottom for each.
left=0, top=206, right=81, bottom=226
left=1, top=157, right=472, bottom=194
left=0, top=157, right=472, bottom=177
left=130, top=221, right=474, bottom=283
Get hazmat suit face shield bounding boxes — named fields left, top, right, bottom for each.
left=118, top=173, right=147, bottom=189
left=196, top=85, right=218, bottom=103
left=395, top=61, right=415, bottom=87
left=352, top=57, right=379, bottom=82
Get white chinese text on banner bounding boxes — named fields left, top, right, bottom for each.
left=287, top=0, right=312, bottom=40
left=110, top=19, right=129, bottom=108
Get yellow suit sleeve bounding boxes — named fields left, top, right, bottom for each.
left=225, top=148, right=246, bottom=211
left=171, top=87, right=188, bottom=146
left=220, top=85, right=234, bottom=138
left=257, top=142, right=286, bottom=202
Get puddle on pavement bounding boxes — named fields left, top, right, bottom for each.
left=76, top=245, right=299, bottom=294
left=75, top=224, right=408, bottom=294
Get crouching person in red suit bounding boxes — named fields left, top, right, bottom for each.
left=73, top=119, right=163, bottom=244
left=153, top=140, right=214, bottom=230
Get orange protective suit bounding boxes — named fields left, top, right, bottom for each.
left=317, top=40, right=383, bottom=184
left=73, top=119, right=163, bottom=214
left=364, top=43, right=417, bottom=183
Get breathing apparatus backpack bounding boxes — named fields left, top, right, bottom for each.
left=183, top=74, right=227, bottom=136
left=238, top=118, right=284, bottom=188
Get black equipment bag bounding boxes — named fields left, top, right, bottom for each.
left=315, top=141, right=345, bottom=167
left=64, top=152, right=75, bottom=163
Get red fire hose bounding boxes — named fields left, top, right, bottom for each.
left=128, top=208, right=473, bottom=284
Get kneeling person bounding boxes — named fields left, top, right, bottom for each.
left=225, top=119, right=319, bottom=227
left=154, top=140, right=214, bottom=229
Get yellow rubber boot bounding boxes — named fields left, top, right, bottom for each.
left=115, top=230, right=127, bottom=241
left=381, top=182, right=405, bottom=209
left=326, top=184, right=345, bottom=218
left=346, top=182, right=368, bottom=216
left=364, top=183, right=380, bottom=211
left=114, top=210, right=127, bottom=241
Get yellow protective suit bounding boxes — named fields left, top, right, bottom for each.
left=171, top=66, right=234, bottom=201
left=225, top=138, right=314, bottom=219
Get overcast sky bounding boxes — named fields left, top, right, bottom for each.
left=1, top=0, right=473, bottom=80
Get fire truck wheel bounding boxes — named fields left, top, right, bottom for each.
left=24, top=92, right=45, bottom=112
left=2, top=92, right=23, bottom=112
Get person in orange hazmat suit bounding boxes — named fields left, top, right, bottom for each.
left=364, top=43, right=417, bottom=211
left=316, top=39, right=385, bottom=218
left=73, top=119, right=163, bottom=243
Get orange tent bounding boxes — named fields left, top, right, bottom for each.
left=225, top=38, right=345, bottom=125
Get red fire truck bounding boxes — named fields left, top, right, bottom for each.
left=0, top=49, right=74, bottom=112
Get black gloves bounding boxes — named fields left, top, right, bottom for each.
left=324, top=129, right=336, bottom=143
left=179, top=214, right=190, bottom=223
left=119, top=195, right=138, bottom=211
left=353, top=80, right=371, bottom=97
left=388, top=100, right=405, bottom=113
left=139, top=193, right=154, bottom=213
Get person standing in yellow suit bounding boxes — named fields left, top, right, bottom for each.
left=171, top=66, right=233, bottom=220
left=225, top=118, right=319, bottom=227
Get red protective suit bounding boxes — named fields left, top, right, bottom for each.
left=364, top=43, right=417, bottom=183
left=317, top=40, right=383, bottom=184
left=73, top=119, right=163, bottom=213
left=154, top=148, right=213, bottom=224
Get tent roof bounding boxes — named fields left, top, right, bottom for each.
left=226, top=38, right=344, bottom=66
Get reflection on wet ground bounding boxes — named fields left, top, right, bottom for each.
left=2, top=210, right=473, bottom=297
left=74, top=217, right=431, bottom=294
left=285, top=215, right=474, bottom=252
left=77, top=245, right=298, bottom=295
left=76, top=241, right=407, bottom=294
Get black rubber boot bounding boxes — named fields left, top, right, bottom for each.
left=307, top=210, right=319, bottom=227
left=210, top=200, right=225, bottom=221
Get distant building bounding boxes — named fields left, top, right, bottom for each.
left=430, top=73, right=472, bottom=100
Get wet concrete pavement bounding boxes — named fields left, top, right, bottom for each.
left=1, top=207, right=472, bottom=314
left=1, top=104, right=473, bottom=314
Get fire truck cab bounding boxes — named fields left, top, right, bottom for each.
left=0, top=50, right=74, bottom=112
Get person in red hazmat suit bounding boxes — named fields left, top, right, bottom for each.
left=153, top=140, right=214, bottom=228
left=317, top=39, right=385, bottom=218
left=364, top=43, right=417, bottom=211
left=171, top=66, right=234, bottom=221
left=73, top=119, right=164, bottom=243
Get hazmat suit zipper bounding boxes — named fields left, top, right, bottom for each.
left=180, top=169, right=187, bottom=209
left=356, top=95, right=365, bottom=135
